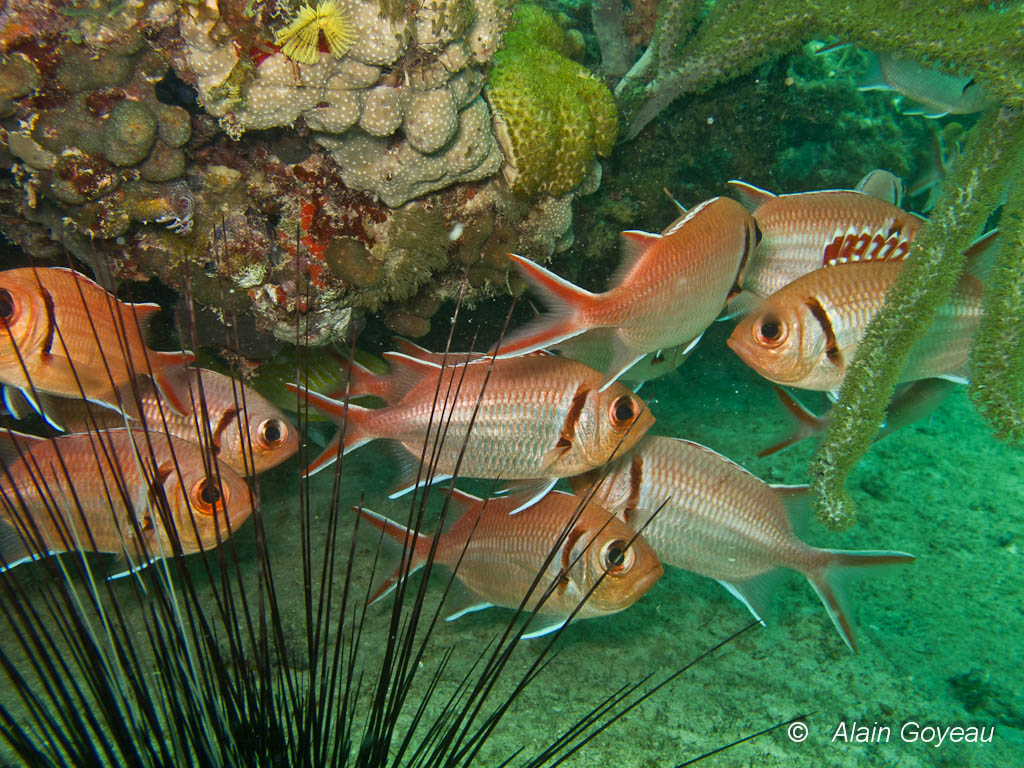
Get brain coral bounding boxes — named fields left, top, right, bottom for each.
left=484, top=5, right=618, bottom=199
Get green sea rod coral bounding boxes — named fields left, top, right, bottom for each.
left=484, top=4, right=618, bottom=198
left=809, top=107, right=1024, bottom=531
left=969, top=167, right=1024, bottom=445
left=613, top=0, right=1024, bottom=140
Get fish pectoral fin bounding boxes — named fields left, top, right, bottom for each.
left=538, top=440, right=571, bottom=473
left=520, top=614, right=571, bottom=640
left=719, top=290, right=764, bottom=321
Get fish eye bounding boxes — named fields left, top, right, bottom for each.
left=257, top=418, right=286, bottom=448
left=191, top=478, right=226, bottom=515
left=755, top=315, right=786, bottom=347
left=610, top=396, right=637, bottom=427
left=601, top=539, right=633, bottom=573
left=0, top=289, right=14, bottom=323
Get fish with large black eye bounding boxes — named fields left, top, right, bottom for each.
left=7, top=368, right=299, bottom=476
left=355, top=489, right=663, bottom=639
left=289, top=352, right=654, bottom=512
left=0, top=428, right=253, bottom=578
left=0, top=267, right=195, bottom=421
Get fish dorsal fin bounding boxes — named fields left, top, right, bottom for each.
left=771, top=484, right=813, bottom=537
left=0, top=428, right=45, bottom=465
left=380, top=352, right=441, bottom=399
left=855, top=169, right=905, bottom=207
left=129, top=302, right=162, bottom=336
left=727, top=180, right=776, bottom=213
left=962, top=228, right=999, bottom=282
left=611, top=230, right=661, bottom=287
left=822, top=225, right=912, bottom=267
left=392, top=337, right=434, bottom=358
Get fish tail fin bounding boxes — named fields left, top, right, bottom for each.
left=857, top=51, right=888, bottom=92
left=147, top=350, right=197, bottom=416
left=285, top=384, right=375, bottom=476
left=806, top=549, right=916, bottom=653
left=328, top=353, right=392, bottom=402
left=353, top=505, right=433, bottom=604
left=962, top=228, right=1000, bottom=282
left=758, top=386, right=828, bottom=457
left=493, top=254, right=596, bottom=357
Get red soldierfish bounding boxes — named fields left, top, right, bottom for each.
left=0, top=267, right=195, bottom=421
left=290, top=353, right=653, bottom=505
left=356, top=489, right=663, bottom=638
left=726, top=230, right=993, bottom=391
left=728, top=179, right=925, bottom=301
left=493, top=197, right=757, bottom=387
left=571, top=436, right=914, bottom=652
left=0, top=428, right=253, bottom=575
left=7, top=369, right=299, bottom=476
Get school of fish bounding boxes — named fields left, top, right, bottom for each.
left=5, top=156, right=991, bottom=647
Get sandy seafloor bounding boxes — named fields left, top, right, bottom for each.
left=0, top=317, right=1022, bottom=768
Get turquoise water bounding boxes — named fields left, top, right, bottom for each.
left=0, top=1, right=1021, bottom=765
left=276, top=318, right=1023, bottom=767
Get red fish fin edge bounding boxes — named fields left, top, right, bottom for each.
left=353, top=505, right=432, bottom=604
left=148, top=351, right=197, bottom=416
left=493, top=254, right=595, bottom=357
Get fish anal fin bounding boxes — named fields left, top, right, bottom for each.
left=600, top=340, right=647, bottom=391
left=726, top=180, right=776, bottom=213
left=718, top=570, right=785, bottom=626
left=497, top=479, right=558, bottom=515
left=520, top=614, right=571, bottom=640
left=0, top=518, right=50, bottom=573
left=437, top=486, right=483, bottom=514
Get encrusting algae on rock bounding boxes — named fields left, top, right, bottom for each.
left=485, top=4, right=618, bottom=198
